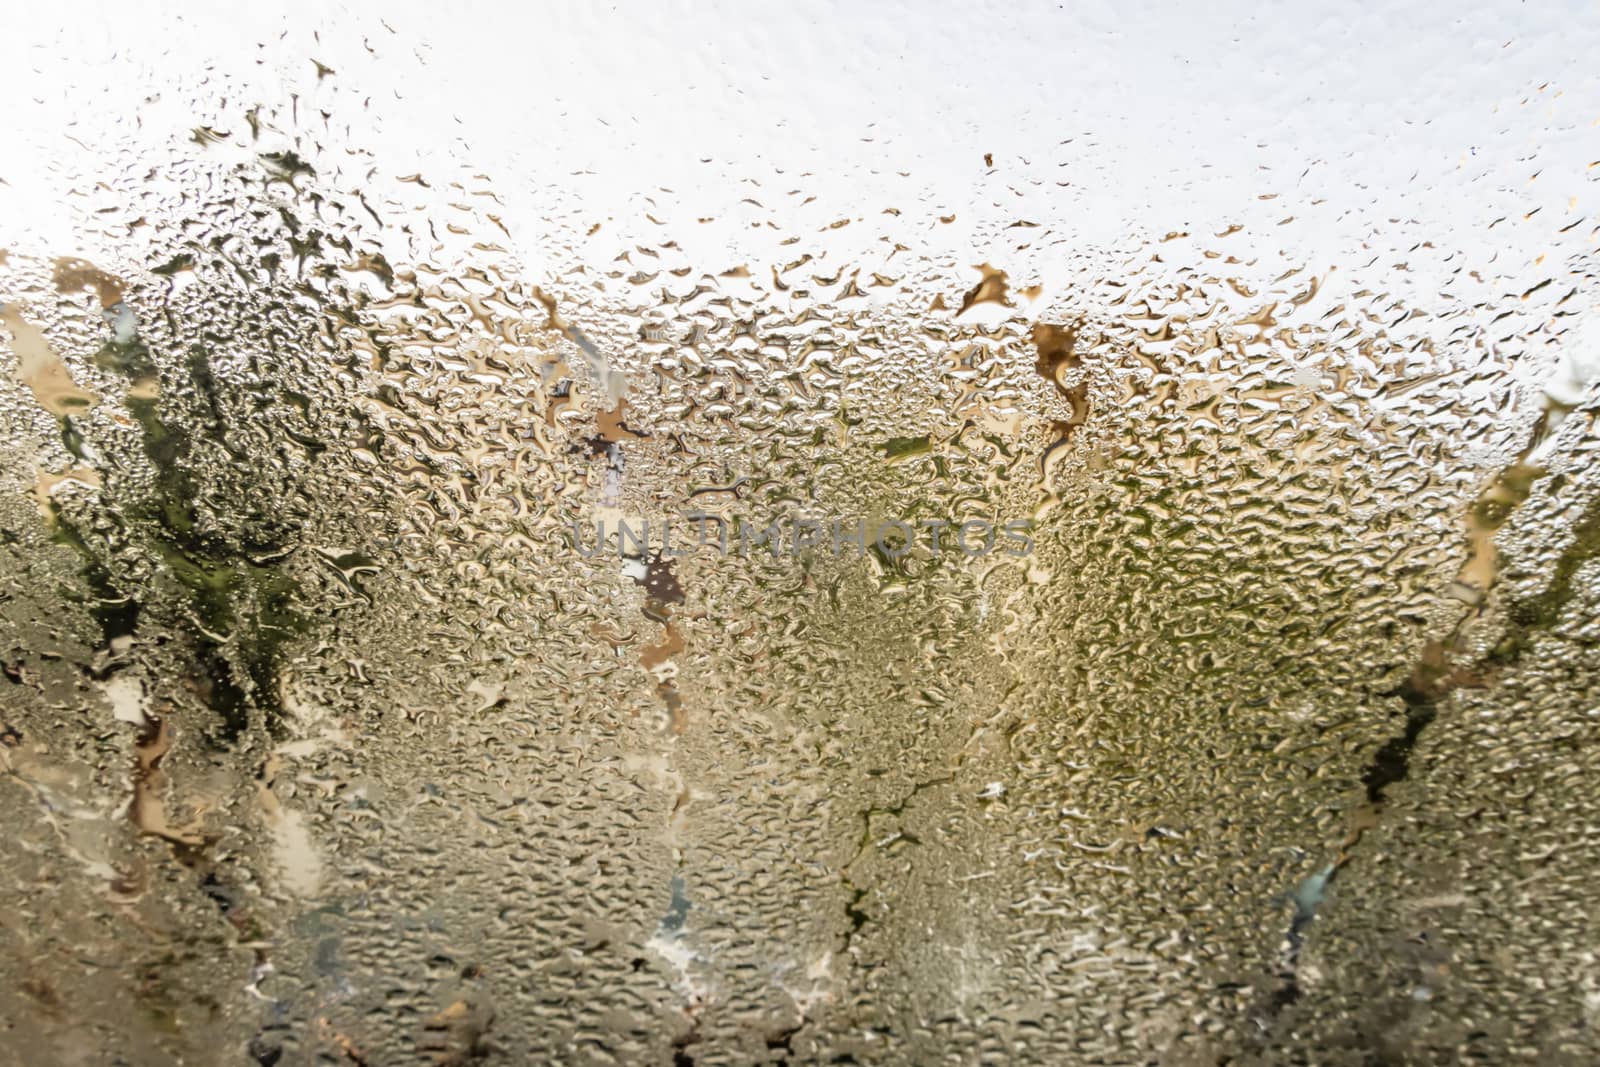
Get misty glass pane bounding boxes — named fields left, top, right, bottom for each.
left=3, top=3, right=1600, bottom=1064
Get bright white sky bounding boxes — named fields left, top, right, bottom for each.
left=3, top=1, right=1597, bottom=305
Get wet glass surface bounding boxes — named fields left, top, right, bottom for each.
left=3, top=4, right=1600, bottom=1064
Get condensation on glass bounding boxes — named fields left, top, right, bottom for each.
left=2, top=4, right=1600, bottom=1064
